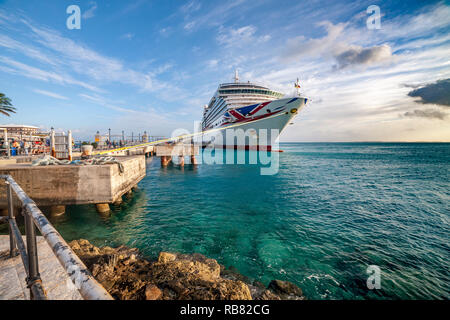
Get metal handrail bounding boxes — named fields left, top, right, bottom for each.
left=0, top=174, right=113, bottom=300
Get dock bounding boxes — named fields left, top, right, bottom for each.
left=0, top=155, right=146, bottom=214
left=0, top=174, right=113, bottom=300
left=0, top=235, right=83, bottom=300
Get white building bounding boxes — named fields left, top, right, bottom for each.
left=0, top=124, right=40, bottom=136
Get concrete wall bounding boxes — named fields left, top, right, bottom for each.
left=0, top=155, right=146, bottom=208
left=155, top=144, right=199, bottom=156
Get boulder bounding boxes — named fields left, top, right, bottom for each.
left=145, top=284, right=162, bottom=300
left=268, top=280, right=304, bottom=299
left=158, top=252, right=176, bottom=263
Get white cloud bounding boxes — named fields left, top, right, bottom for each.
left=0, top=56, right=102, bottom=92
left=180, top=0, right=202, bottom=14
left=33, top=89, right=69, bottom=100
left=180, top=0, right=246, bottom=32
left=159, top=27, right=172, bottom=37
left=283, top=21, right=346, bottom=62
left=0, top=15, right=189, bottom=99
left=184, top=21, right=196, bottom=31
left=120, top=33, right=135, bottom=40
left=0, top=34, right=57, bottom=66
left=79, top=93, right=136, bottom=113
left=379, top=3, right=450, bottom=41
left=216, top=25, right=271, bottom=48
left=82, top=2, right=97, bottom=19
left=207, top=59, right=218, bottom=69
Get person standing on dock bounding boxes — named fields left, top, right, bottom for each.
left=24, top=140, right=30, bottom=155
left=12, top=140, right=20, bottom=156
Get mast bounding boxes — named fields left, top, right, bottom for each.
left=294, top=78, right=301, bottom=96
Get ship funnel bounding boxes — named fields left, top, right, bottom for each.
left=234, top=69, right=239, bottom=83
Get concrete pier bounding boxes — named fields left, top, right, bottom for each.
left=0, top=235, right=83, bottom=300
left=0, top=155, right=146, bottom=209
left=156, top=144, right=199, bottom=167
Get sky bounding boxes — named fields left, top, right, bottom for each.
left=0, top=0, right=449, bottom=141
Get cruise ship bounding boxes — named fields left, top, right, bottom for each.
left=201, top=71, right=308, bottom=151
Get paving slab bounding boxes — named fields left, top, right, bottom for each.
left=0, top=235, right=83, bottom=300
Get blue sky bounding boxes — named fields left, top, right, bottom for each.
left=0, top=0, right=449, bottom=141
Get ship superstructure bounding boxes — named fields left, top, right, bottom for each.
left=201, top=71, right=307, bottom=150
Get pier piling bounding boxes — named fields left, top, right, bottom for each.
left=95, top=203, right=110, bottom=214
left=161, top=156, right=171, bottom=167
left=50, top=205, right=65, bottom=216
left=113, top=198, right=123, bottom=206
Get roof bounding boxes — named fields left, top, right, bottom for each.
left=0, top=124, right=40, bottom=129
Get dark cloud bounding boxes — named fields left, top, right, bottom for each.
left=407, top=78, right=450, bottom=107
left=401, top=83, right=421, bottom=89
left=404, top=109, right=447, bottom=120
left=333, top=44, right=393, bottom=69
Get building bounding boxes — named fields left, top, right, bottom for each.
left=0, top=124, right=40, bottom=136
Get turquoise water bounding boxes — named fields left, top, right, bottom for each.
left=11, top=143, right=450, bottom=299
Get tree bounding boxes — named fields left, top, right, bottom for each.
left=0, top=93, right=16, bottom=117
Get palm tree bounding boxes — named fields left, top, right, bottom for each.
left=0, top=93, right=16, bottom=116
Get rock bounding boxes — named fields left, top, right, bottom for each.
left=158, top=252, right=176, bottom=263
left=259, top=289, right=282, bottom=300
left=69, top=239, right=304, bottom=301
left=268, top=280, right=303, bottom=299
left=145, top=284, right=162, bottom=300
left=221, top=265, right=250, bottom=283
left=253, top=281, right=266, bottom=289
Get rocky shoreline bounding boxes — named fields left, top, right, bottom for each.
left=69, top=239, right=305, bottom=300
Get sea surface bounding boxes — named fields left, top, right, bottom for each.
left=4, top=143, right=449, bottom=299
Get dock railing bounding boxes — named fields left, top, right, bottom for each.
left=0, top=174, right=113, bottom=300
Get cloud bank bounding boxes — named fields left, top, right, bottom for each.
left=407, top=79, right=450, bottom=107
left=333, top=44, right=393, bottom=69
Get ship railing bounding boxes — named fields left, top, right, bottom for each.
left=0, top=174, right=113, bottom=300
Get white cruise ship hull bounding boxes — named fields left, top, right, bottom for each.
left=202, top=97, right=307, bottom=151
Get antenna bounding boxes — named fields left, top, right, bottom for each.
left=295, top=77, right=301, bottom=96
left=234, top=69, right=239, bottom=83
